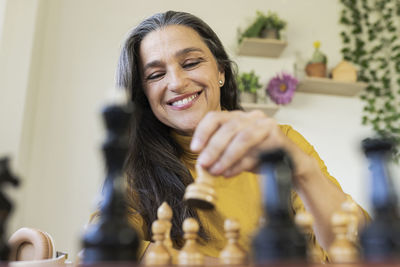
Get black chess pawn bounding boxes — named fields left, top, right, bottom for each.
left=360, top=138, right=400, bottom=262
left=252, top=149, right=307, bottom=264
left=0, top=157, right=20, bottom=261
left=81, top=103, right=140, bottom=263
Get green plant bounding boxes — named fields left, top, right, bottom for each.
left=309, top=41, right=327, bottom=64
left=340, top=0, right=400, bottom=161
left=236, top=70, right=262, bottom=94
left=238, top=11, right=287, bottom=43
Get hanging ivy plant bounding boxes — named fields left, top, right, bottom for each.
left=339, top=0, right=400, bottom=161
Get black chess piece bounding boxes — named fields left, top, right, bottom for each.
left=0, top=157, right=20, bottom=262
left=81, top=103, right=139, bottom=264
left=360, top=138, right=400, bottom=262
left=252, top=149, right=307, bottom=264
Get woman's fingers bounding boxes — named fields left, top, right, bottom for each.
left=208, top=117, right=274, bottom=175
left=192, top=110, right=282, bottom=176
left=196, top=115, right=245, bottom=168
left=190, top=111, right=231, bottom=152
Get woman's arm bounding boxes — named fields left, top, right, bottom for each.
left=190, top=110, right=368, bottom=250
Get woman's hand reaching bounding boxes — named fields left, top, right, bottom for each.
left=190, top=110, right=302, bottom=178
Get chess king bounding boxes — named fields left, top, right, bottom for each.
left=86, top=10, right=370, bottom=263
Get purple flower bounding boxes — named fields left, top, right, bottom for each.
left=266, top=72, right=298, bottom=105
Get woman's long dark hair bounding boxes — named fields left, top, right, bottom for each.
left=116, top=10, right=241, bottom=247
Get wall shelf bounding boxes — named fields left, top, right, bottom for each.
left=297, top=77, right=367, bottom=97
left=237, top=38, right=287, bottom=58
left=242, top=102, right=279, bottom=116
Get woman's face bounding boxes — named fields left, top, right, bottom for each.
left=139, top=25, right=224, bottom=135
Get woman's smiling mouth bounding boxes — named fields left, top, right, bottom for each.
left=168, top=91, right=202, bottom=109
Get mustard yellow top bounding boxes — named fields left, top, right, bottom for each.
left=130, top=124, right=344, bottom=261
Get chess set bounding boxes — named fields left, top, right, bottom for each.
left=1, top=101, right=400, bottom=267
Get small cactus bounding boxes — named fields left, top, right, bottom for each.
left=310, top=41, right=327, bottom=64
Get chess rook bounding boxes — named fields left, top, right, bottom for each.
left=252, top=149, right=307, bottom=264
left=184, top=165, right=216, bottom=210
left=81, top=103, right=139, bottom=263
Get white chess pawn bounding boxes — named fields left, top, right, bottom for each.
left=294, top=210, right=324, bottom=263
left=178, top=218, right=204, bottom=266
left=328, top=211, right=358, bottom=263
left=219, top=218, right=247, bottom=265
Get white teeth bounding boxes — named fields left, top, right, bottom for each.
left=171, top=93, right=198, bottom=106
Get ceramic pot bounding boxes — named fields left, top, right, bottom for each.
left=240, top=92, right=257, bottom=103
left=305, top=62, right=326, bottom=78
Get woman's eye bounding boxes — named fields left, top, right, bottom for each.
left=147, top=72, right=164, bottom=80
left=183, top=59, right=202, bottom=69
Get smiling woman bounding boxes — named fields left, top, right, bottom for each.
left=111, top=10, right=368, bottom=263
left=139, top=25, right=223, bottom=134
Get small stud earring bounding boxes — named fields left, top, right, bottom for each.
left=218, top=80, right=223, bottom=86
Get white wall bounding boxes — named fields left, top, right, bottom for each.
left=1, top=0, right=398, bottom=260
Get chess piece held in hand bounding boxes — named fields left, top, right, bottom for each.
left=178, top=218, right=204, bottom=266
left=219, top=218, right=247, bottom=265
left=184, top=165, right=217, bottom=210
left=0, top=157, right=20, bottom=262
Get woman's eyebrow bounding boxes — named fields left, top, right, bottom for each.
left=175, top=47, right=204, bottom=57
left=143, top=60, right=163, bottom=73
left=143, top=47, right=204, bottom=73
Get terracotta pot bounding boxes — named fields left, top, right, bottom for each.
left=305, top=62, right=327, bottom=78
left=240, top=91, right=257, bottom=103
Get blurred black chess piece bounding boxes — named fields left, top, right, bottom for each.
left=0, top=157, right=20, bottom=261
left=252, top=149, right=307, bottom=264
left=360, top=138, right=400, bottom=262
left=81, top=103, right=139, bottom=264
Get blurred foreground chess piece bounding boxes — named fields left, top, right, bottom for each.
left=219, top=218, right=247, bottom=265
left=360, top=138, right=400, bottom=262
left=184, top=165, right=216, bottom=210
left=252, top=149, right=307, bottom=264
left=341, top=195, right=359, bottom=244
left=177, top=218, right=203, bottom=266
left=81, top=103, right=139, bottom=264
left=328, top=211, right=358, bottom=263
left=0, top=157, right=20, bottom=261
left=157, top=202, right=178, bottom=263
left=295, top=210, right=324, bottom=263
left=144, top=220, right=171, bottom=266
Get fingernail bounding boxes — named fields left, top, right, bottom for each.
left=210, top=163, right=223, bottom=175
left=191, top=138, right=201, bottom=151
left=198, top=153, right=210, bottom=166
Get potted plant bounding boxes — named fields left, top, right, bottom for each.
left=305, top=41, right=327, bottom=77
left=236, top=70, right=262, bottom=103
left=238, top=11, right=287, bottom=43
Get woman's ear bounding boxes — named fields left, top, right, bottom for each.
left=218, top=70, right=225, bottom=87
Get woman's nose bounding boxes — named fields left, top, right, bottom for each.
left=166, top=68, right=188, bottom=92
